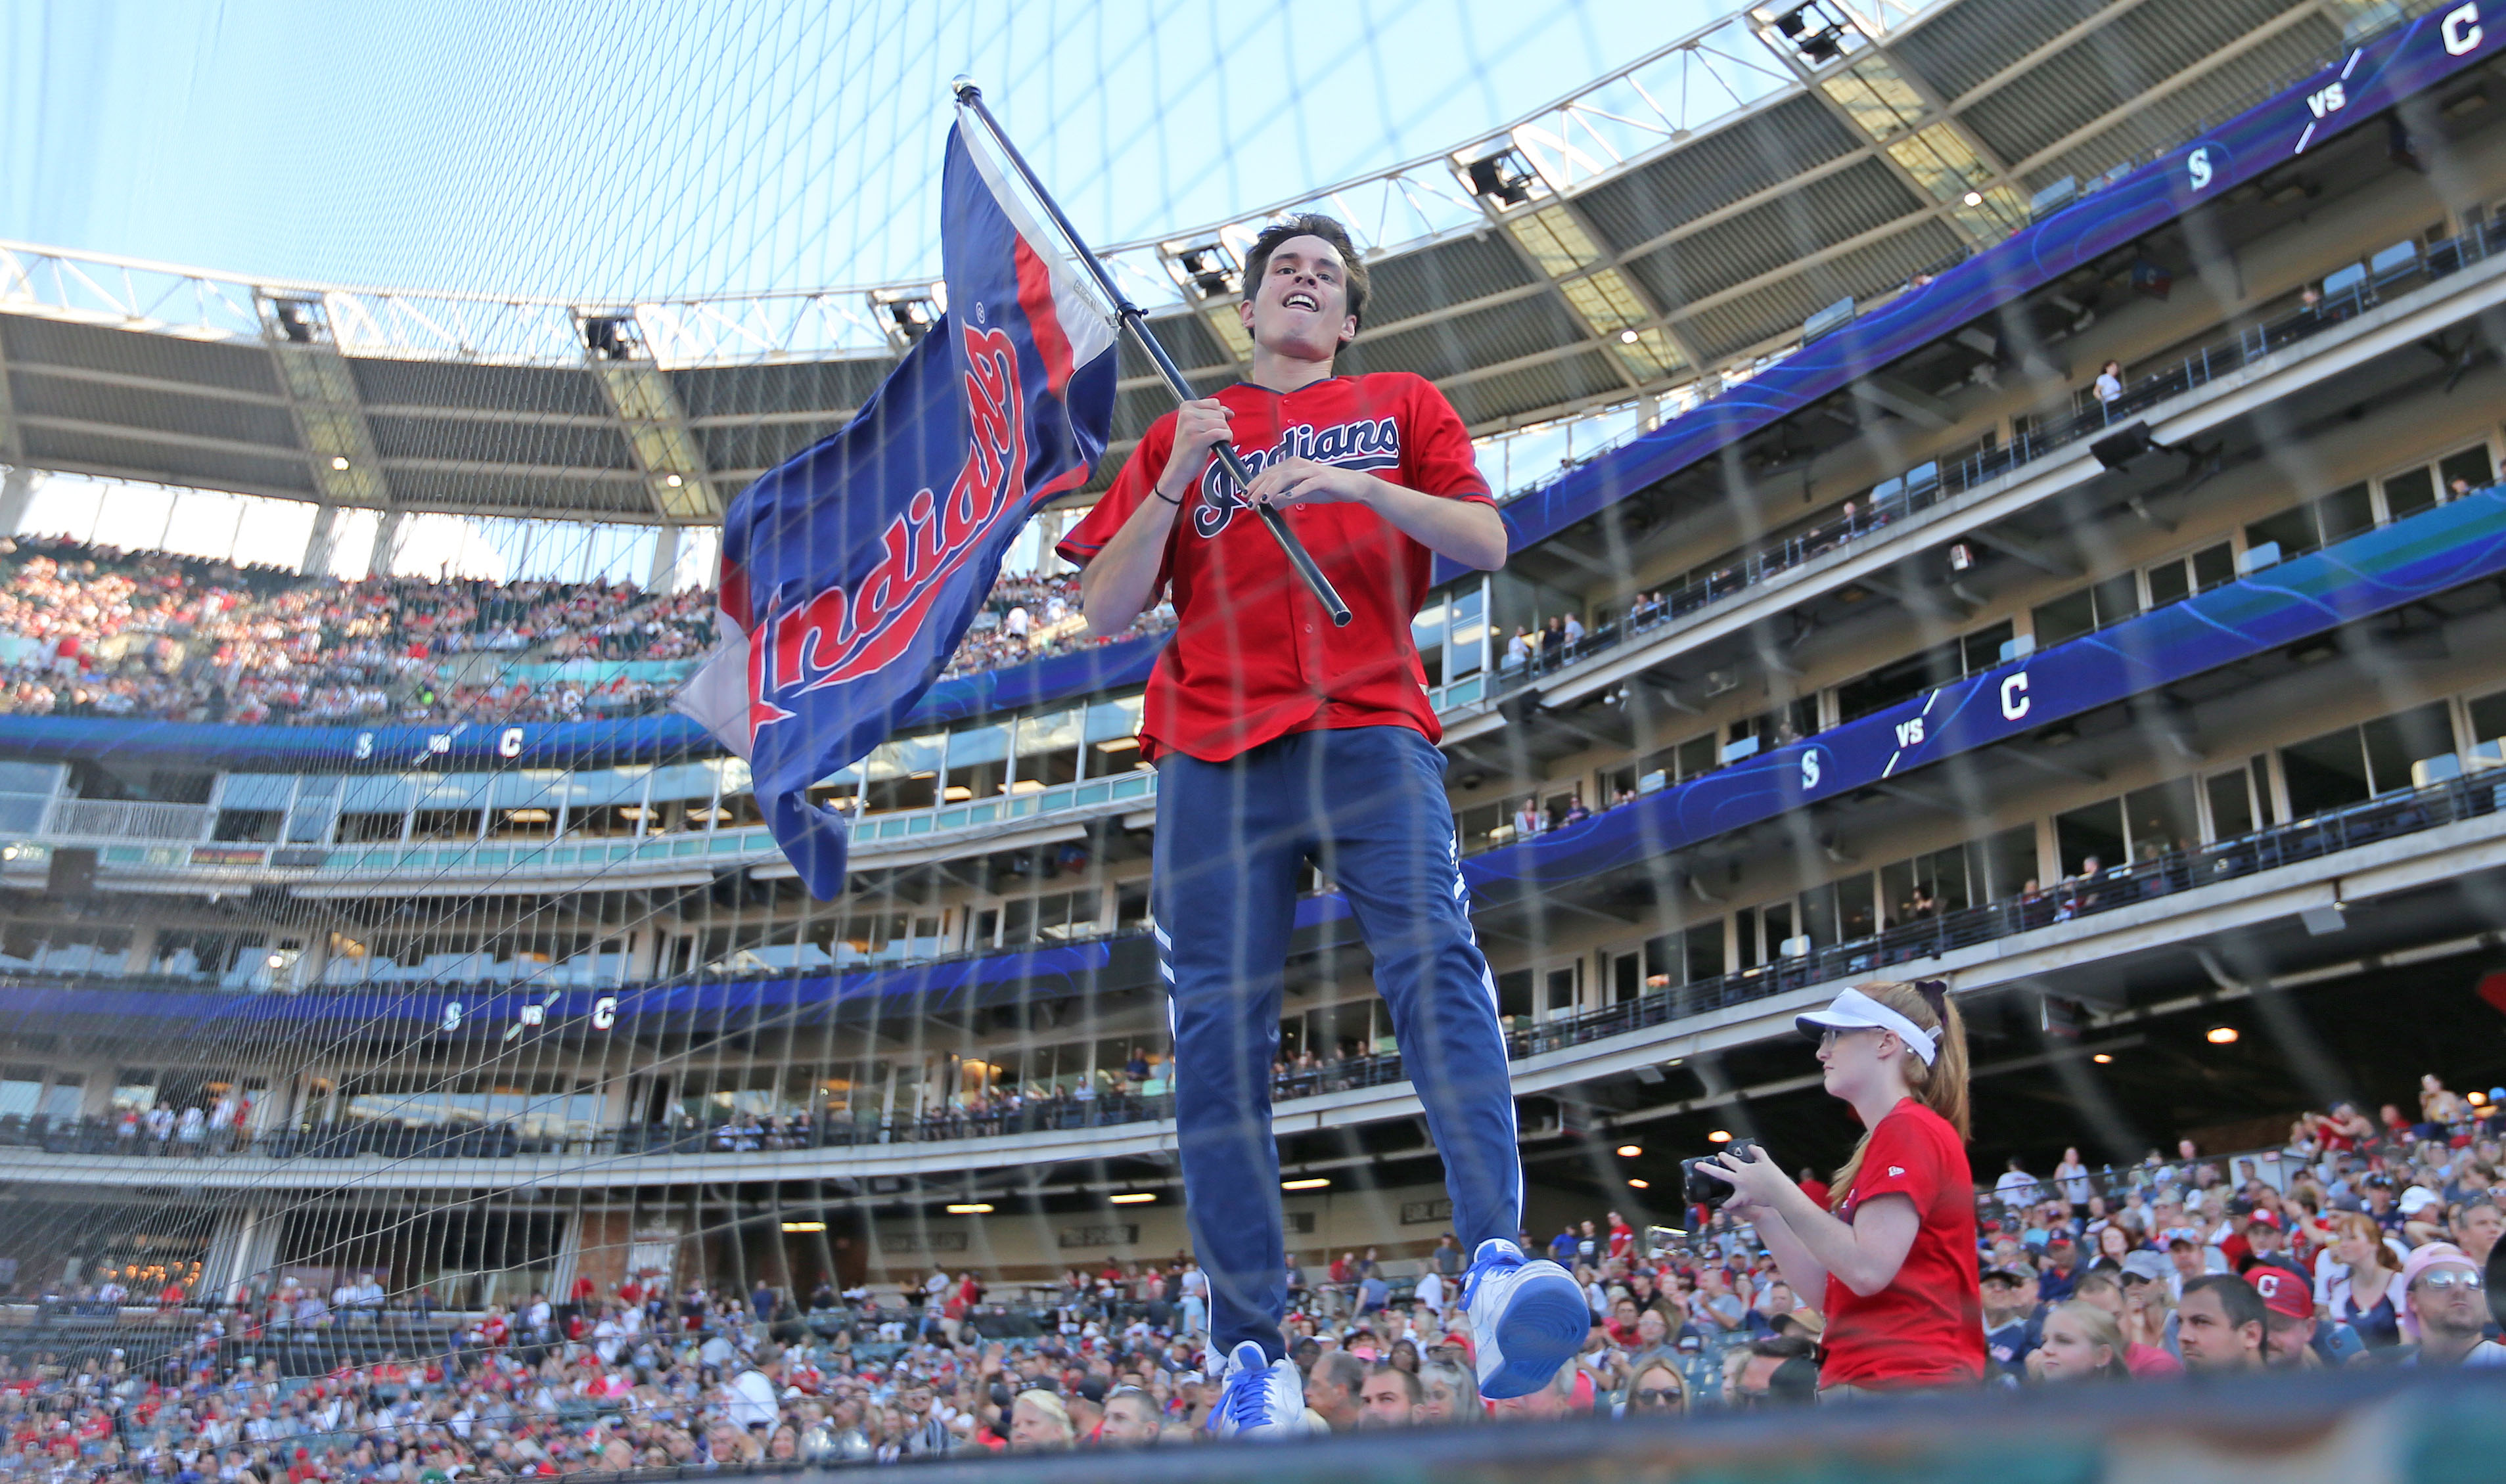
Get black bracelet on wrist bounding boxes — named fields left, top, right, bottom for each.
left=1152, top=487, right=1183, bottom=506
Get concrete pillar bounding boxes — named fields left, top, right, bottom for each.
left=301, top=503, right=342, bottom=576
left=647, top=524, right=683, bottom=591
left=0, top=468, right=35, bottom=535
left=366, top=510, right=405, bottom=579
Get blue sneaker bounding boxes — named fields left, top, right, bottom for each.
left=1206, top=1339, right=1309, bottom=1439
left=1461, top=1238, right=1589, bottom=1399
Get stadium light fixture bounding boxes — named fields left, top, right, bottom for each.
left=780, top=1221, right=826, bottom=1233
left=1628, top=1178, right=1650, bottom=1190
left=329, top=455, right=350, bottom=472
left=1109, top=1192, right=1156, bottom=1205
left=945, top=1203, right=994, bottom=1215
left=1706, top=1130, right=1732, bottom=1144
left=2093, top=1053, right=2114, bottom=1065
left=665, top=474, right=683, bottom=488
left=1281, top=1177, right=1331, bottom=1191
left=580, top=314, right=639, bottom=361
left=1619, top=328, right=1640, bottom=344
left=1769, top=3, right=1852, bottom=66
left=2206, top=1026, right=2240, bottom=1045
left=1166, top=238, right=1241, bottom=302
left=1963, top=190, right=1984, bottom=207
left=1461, top=145, right=1539, bottom=209
left=1616, top=1144, right=1642, bottom=1158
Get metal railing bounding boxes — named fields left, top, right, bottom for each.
left=41, top=798, right=217, bottom=842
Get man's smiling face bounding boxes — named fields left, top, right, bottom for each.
left=1241, top=233, right=1357, bottom=360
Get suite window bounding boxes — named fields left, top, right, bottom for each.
left=1014, top=709, right=1084, bottom=790
left=2279, top=702, right=2451, bottom=817
left=2032, top=575, right=2137, bottom=647
left=2145, top=542, right=2236, bottom=608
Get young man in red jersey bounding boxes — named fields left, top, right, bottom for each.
left=1057, top=215, right=1584, bottom=1435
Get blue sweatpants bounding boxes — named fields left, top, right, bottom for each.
left=1151, top=724, right=1520, bottom=1364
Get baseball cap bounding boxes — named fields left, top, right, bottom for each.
left=2397, top=1242, right=2482, bottom=1340
left=2246, top=1268, right=2310, bottom=1321
left=2120, top=1250, right=2172, bottom=1284
left=2244, top=1209, right=2281, bottom=1230
left=1980, top=1267, right=2026, bottom=1288
left=2398, top=1186, right=2440, bottom=1216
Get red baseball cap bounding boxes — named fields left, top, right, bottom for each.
left=2246, top=1267, right=2310, bottom=1320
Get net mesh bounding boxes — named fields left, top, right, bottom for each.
left=0, top=0, right=2501, bottom=1464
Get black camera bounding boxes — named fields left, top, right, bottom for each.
left=1681, top=1138, right=1758, bottom=1207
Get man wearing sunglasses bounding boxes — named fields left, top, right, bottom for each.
left=2396, top=1244, right=2505, bottom=1367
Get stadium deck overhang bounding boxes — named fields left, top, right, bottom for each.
left=0, top=0, right=2367, bottom=529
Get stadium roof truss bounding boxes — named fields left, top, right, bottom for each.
left=0, top=0, right=2377, bottom=526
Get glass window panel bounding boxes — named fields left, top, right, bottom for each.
left=2033, top=589, right=2098, bottom=646
left=2054, top=799, right=2126, bottom=877
left=2146, top=558, right=2190, bottom=608
left=216, top=775, right=296, bottom=811
left=1015, top=709, right=1083, bottom=788
left=2317, top=483, right=2375, bottom=543
left=2191, top=542, right=2237, bottom=592
left=2469, top=688, right=2506, bottom=743
left=2089, top=573, right=2141, bottom=627
left=2383, top=466, right=2438, bottom=520
left=1976, top=826, right=2038, bottom=901
left=2439, top=445, right=2494, bottom=496
left=0, top=762, right=62, bottom=796
left=2122, top=778, right=2200, bottom=861
left=2360, top=702, right=2453, bottom=793
left=1683, top=922, right=1724, bottom=983
left=2244, top=508, right=2319, bottom=563
left=2206, top=770, right=2255, bottom=839
left=2281, top=727, right=2371, bottom=817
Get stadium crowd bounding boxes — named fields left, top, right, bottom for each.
left=0, top=539, right=1167, bottom=729
left=12, top=1072, right=2498, bottom=1484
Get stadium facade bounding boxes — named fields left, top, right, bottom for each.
left=3, top=0, right=2506, bottom=1309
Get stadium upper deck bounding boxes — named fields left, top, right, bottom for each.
left=4, top=0, right=2506, bottom=1293
left=0, top=0, right=2395, bottom=531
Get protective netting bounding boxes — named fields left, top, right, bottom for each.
left=0, top=0, right=2503, bottom=1471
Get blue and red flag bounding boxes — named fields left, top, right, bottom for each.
left=677, top=118, right=1118, bottom=896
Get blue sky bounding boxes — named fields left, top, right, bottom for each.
left=6, top=0, right=1719, bottom=298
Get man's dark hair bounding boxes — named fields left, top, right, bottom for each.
left=1243, top=214, right=1370, bottom=330
left=2183, top=1272, right=2267, bottom=1334
left=1748, top=1335, right=1815, bottom=1362
left=1365, top=1362, right=1423, bottom=1405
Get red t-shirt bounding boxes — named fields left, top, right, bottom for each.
left=1820, top=1098, right=1986, bottom=1390
left=1056, top=373, right=1495, bottom=763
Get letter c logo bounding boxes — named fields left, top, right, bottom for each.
left=2444, top=3, right=2481, bottom=56
left=592, top=996, right=618, bottom=1031
left=2001, top=673, right=2032, bottom=721
left=499, top=727, right=525, bottom=759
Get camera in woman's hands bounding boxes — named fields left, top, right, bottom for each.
left=1682, top=1138, right=1758, bottom=1206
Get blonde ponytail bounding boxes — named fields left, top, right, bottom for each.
left=1828, top=979, right=1970, bottom=1207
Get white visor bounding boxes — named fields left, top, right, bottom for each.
left=1796, top=987, right=1940, bottom=1066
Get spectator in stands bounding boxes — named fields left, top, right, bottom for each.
left=2321, top=1213, right=2405, bottom=1349
left=1358, top=1364, right=1423, bottom=1427
left=2092, top=360, right=2124, bottom=414
left=2175, top=1272, right=2267, bottom=1372
left=2396, top=1243, right=2505, bottom=1368
left=1304, top=1350, right=1366, bottom=1432
left=2030, top=1300, right=2128, bottom=1382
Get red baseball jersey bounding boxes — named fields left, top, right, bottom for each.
left=1056, top=372, right=1493, bottom=763
left=1820, top=1098, right=1987, bottom=1389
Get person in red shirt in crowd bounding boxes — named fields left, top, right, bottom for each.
left=1059, top=214, right=1576, bottom=1431
left=1698, top=980, right=1984, bottom=1396
left=1605, top=1211, right=1636, bottom=1262
left=1796, top=1167, right=1832, bottom=1210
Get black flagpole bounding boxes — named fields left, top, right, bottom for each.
left=951, top=76, right=1354, bottom=627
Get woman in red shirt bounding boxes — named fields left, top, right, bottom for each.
left=1698, top=979, right=1984, bottom=1395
